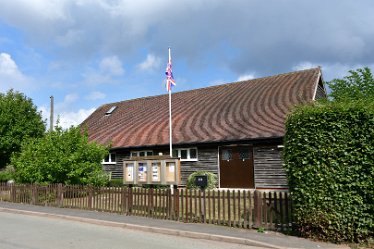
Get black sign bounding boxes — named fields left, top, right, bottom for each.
left=195, top=175, right=208, bottom=189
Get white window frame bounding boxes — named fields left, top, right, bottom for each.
left=173, top=148, right=198, bottom=161
left=130, top=150, right=153, bottom=158
left=102, top=153, right=116, bottom=164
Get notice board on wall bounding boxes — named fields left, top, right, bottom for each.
left=123, top=158, right=180, bottom=185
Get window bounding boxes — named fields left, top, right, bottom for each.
left=103, top=153, right=116, bottom=164
left=130, top=151, right=153, bottom=158
left=239, top=147, right=251, bottom=160
left=172, top=148, right=198, bottom=161
left=222, top=149, right=232, bottom=161
left=105, top=106, right=117, bottom=116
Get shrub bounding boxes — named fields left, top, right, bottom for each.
left=11, top=126, right=109, bottom=186
left=284, top=100, right=374, bottom=243
left=0, top=165, right=15, bottom=182
left=108, top=178, right=124, bottom=187
left=187, top=170, right=217, bottom=189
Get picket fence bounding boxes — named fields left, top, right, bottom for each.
left=0, top=183, right=293, bottom=231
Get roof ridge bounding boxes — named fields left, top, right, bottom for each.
left=98, top=67, right=321, bottom=107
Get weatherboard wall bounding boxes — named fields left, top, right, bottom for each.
left=103, top=143, right=288, bottom=189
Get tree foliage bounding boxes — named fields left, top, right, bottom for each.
left=327, top=67, right=374, bottom=102
left=284, top=101, right=374, bottom=243
left=11, top=126, right=109, bottom=186
left=0, top=89, right=45, bottom=168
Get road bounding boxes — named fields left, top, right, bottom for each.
left=0, top=212, right=263, bottom=249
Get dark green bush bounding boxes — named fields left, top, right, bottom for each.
left=0, top=165, right=15, bottom=182
left=0, top=171, right=12, bottom=182
left=187, top=170, right=217, bottom=189
left=108, top=178, right=124, bottom=187
left=284, top=101, right=374, bottom=243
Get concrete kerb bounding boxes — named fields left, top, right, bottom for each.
left=0, top=207, right=284, bottom=249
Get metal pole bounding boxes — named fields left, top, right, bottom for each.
left=50, top=95, right=54, bottom=131
left=168, top=47, right=173, bottom=158
left=169, top=89, right=172, bottom=157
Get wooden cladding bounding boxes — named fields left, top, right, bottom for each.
left=253, top=146, right=288, bottom=189
left=0, top=183, right=293, bottom=232
left=103, top=144, right=288, bottom=189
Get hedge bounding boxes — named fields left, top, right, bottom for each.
left=284, top=101, right=374, bottom=243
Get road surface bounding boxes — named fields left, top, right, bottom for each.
left=0, top=212, right=263, bottom=249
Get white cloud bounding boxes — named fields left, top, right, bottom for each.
left=292, top=62, right=319, bottom=71
left=64, top=93, right=79, bottom=104
left=292, top=61, right=374, bottom=82
left=40, top=105, right=96, bottom=130
left=56, top=29, right=84, bottom=47
left=55, top=92, right=80, bottom=119
left=137, top=54, right=161, bottom=71
left=0, top=52, right=29, bottom=92
left=237, top=73, right=256, bottom=81
left=85, top=91, right=106, bottom=101
left=58, top=108, right=96, bottom=129
left=99, top=56, right=124, bottom=76
left=83, top=56, right=124, bottom=85
left=208, top=79, right=226, bottom=86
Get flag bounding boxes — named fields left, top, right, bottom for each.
left=165, top=48, right=176, bottom=92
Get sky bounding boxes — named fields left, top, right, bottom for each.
left=1, top=0, right=374, bottom=129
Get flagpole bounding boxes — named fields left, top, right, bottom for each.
left=168, top=47, right=173, bottom=157
left=169, top=87, right=172, bottom=157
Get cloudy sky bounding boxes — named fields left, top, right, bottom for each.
left=1, top=0, right=373, bottom=128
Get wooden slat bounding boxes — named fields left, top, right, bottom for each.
left=207, top=190, right=211, bottom=224
left=238, top=190, right=241, bottom=228
left=285, top=192, right=290, bottom=231
left=222, top=190, right=226, bottom=225
left=233, top=190, right=236, bottom=227
left=227, top=190, right=231, bottom=227
left=263, top=192, right=268, bottom=229
left=180, top=189, right=184, bottom=221
left=189, top=189, right=192, bottom=223
left=269, top=192, right=274, bottom=230
left=279, top=192, right=284, bottom=232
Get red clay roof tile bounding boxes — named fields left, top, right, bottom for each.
left=81, top=68, right=322, bottom=148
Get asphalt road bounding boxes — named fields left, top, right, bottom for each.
left=0, top=212, right=263, bottom=249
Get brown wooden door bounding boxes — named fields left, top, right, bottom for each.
left=219, top=146, right=254, bottom=188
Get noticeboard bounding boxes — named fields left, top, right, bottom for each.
left=151, top=162, right=161, bottom=182
left=165, top=162, right=176, bottom=183
left=137, top=162, right=147, bottom=183
left=124, top=162, right=134, bottom=182
left=123, top=158, right=180, bottom=185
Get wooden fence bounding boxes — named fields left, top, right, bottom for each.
left=0, top=183, right=293, bottom=231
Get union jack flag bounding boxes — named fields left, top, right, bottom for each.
left=165, top=49, right=176, bottom=92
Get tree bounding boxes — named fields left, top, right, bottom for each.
left=327, top=67, right=374, bottom=102
left=0, top=89, right=45, bottom=168
left=11, top=126, right=109, bottom=186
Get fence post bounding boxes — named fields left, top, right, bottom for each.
left=148, top=188, right=153, bottom=217
left=254, top=190, right=262, bottom=228
left=88, top=186, right=93, bottom=210
left=174, top=187, right=179, bottom=220
left=10, top=183, right=16, bottom=202
left=57, top=184, right=63, bottom=207
left=128, top=187, right=133, bottom=214
left=32, top=184, right=37, bottom=205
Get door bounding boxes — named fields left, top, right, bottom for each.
left=219, top=146, right=254, bottom=188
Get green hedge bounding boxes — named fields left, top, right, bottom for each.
left=284, top=101, right=374, bottom=243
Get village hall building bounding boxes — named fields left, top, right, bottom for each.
left=81, top=67, right=326, bottom=189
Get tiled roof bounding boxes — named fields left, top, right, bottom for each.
left=81, top=68, right=322, bottom=148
